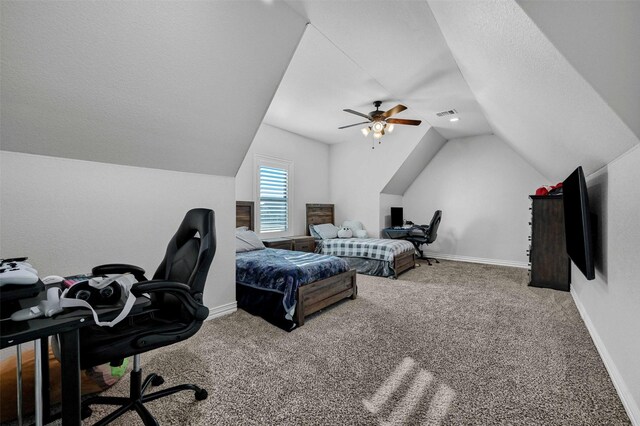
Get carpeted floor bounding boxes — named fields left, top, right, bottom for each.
left=86, top=260, right=629, bottom=425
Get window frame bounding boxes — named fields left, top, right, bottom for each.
left=254, top=154, right=293, bottom=237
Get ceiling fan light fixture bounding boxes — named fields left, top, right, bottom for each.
left=373, top=131, right=383, bottom=140
left=387, top=124, right=394, bottom=132
left=372, top=121, right=385, bottom=133
left=361, top=127, right=371, bottom=137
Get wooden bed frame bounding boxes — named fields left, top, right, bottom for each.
left=236, top=201, right=356, bottom=326
left=305, top=203, right=416, bottom=278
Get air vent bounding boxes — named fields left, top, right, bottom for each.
left=436, top=109, right=457, bottom=117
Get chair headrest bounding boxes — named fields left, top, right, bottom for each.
left=154, top=209, right=216, bottom=294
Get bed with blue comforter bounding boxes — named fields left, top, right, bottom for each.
left=236, top=248, right=351, bottom=330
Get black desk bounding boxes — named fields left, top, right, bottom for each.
left=1, top=286, right=151, bottom=425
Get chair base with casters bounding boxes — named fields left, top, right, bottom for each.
left=82, top=354, right=207, bottom=426
left=409, top=242, right=440, bottom=266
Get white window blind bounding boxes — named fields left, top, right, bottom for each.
left=259, top=165, right=289, bottom=233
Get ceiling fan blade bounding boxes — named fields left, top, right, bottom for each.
left=338, top=121, right=370, bottom=130
left=381, top=104, right=407, bottom=118
left=386, top=118, right=422, bottom=126
left=343, top=109, right=372, bottom=120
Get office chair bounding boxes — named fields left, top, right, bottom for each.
left=406, top=210, right=442, bottom=266
left=78, top=208, right=215, bottom=426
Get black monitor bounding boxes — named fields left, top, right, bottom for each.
left=563, top=166, right=595, bottom=280
left=390, top=207, right=403, bottom=227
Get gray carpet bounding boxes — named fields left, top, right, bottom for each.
left=86, top=260, right=629, bottom=425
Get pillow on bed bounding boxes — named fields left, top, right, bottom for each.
left=312, top=223, right=339, bottom=239
left=342, top=220, right=364, bottom=234
left=354, top=229, right=368, bottom=238
left=236, top=226, right=248, bottom=232
left=236, top=230, right=265, bottom=253
left=309, top=225, right=322, bottom=240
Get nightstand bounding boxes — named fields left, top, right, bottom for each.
left=261, top=237, right=293, bottom=250
left=291, top=236, right=316, bottom=253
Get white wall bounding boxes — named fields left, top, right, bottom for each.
left=235, top=124, right=330, bottom=236
left=0, top=152, right=236, bottom=311
left=571, top=145, right=640, bottom=424
left=329, top=125, right=427, bottom=237
left=379, top=194, right=403, bottom=230
left=403, top=134, right=547, bottom=267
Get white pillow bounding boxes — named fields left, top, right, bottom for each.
left=236, top=230, right=266, bottom=253
left=355, top=229, right=368, bottom=238
left=342, top=220, right=364, bottom=234
left=236, top=226, right=249, bottom=233
left=313, top=223, right=339, bottom=239
left=337, top=227, right=353, bottom=238
left=309, top=225, right=322, bottom=240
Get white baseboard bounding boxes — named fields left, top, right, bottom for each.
left=571, top=288, right=640, bottom=425
left=421, top=252, right=529, bottom=269
left=205, top=301, right=237, bottom=322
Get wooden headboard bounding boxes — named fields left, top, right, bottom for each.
left=305, top=203, right=335, bottom=235
left=236, top=201, right=255, bottom=230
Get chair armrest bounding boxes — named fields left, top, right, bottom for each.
left=408, top=225, right=429, bottom=236
left=92, top=263, right=147, bottom=282
left=132, top=280, right=209, bottom=321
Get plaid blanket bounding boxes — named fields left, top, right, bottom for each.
left=316, top=238, right=414, bottom=262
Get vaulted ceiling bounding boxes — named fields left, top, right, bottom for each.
left=2, top=1, right=638, bottom=183
left=267, top=0, right=492, bottom=144
left=266, top=0, right=639, bottom=182
left=427, top=0, right=640, bottom=181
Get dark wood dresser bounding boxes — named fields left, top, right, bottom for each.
left=528, top=195, right=570, bottom=291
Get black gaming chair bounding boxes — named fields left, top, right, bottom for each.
left=79, top=208, right=215, bottom=426
left=406, top=210, right=442, bottom=266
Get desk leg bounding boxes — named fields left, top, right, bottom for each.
left=40, top=338, right=51, bottom=424
left=59, top=329, right=81, bottom=426
left=16, top=344, right=23, bottom=426
left=34, top=339, right=43, bottom=426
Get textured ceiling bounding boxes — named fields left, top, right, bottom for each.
left=2, top=0, right=637, bottom=182
left=517, top=0, right=640, bottom=142
left=266, top=0, right=492, bottom=144
left=427, top=0, right=639, bottom=181
left=0, top=1, right=306, bottom=176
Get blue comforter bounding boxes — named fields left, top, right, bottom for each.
left=236, top=248, right=350, bottom=319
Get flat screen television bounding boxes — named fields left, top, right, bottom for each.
left=391, top=207, right=403, bottom=227
left=562, top=166, right=595, bottom=280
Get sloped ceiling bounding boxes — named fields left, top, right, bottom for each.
left=3, top=0, right=636, bottom=184
left=517, top=0, right=640, bottom=142
left=0, top=1, right=306, bottom=176
left=382, top=127, right=446, bottom=196
left=270, top=0, right=491, bottom=143
left=263, top=25, right=394, bottom=145
left=427, top=0, right=640, bottom=181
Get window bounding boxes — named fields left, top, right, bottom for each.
left=256, top=156, right=292, bottom=234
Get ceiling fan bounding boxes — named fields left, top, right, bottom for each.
left=338, top=101, right=422, bottom=142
